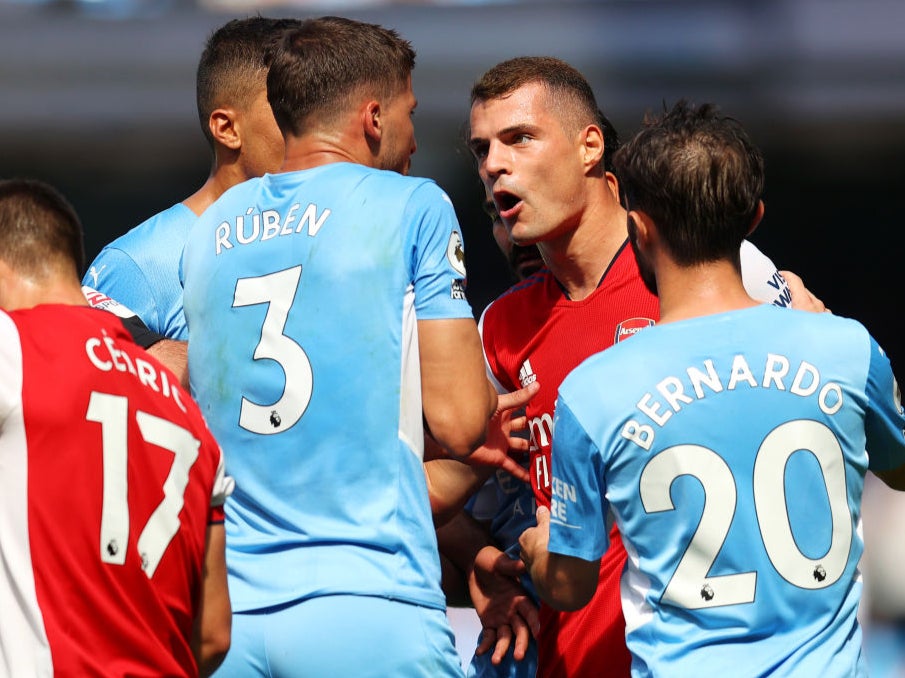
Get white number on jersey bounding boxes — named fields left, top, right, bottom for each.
left=86, top=391, right=200, bottom=578
left=640, top=419, right=852, bottom=609
left=232, top=266, right=313, bottom=435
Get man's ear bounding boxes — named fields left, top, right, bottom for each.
left=363, top=100, right=382, bottom=143
left=209, top=108, right=241, bottom=151
left=628, top=208, right=655, bottom=251
left=580, top=124, right=605, bottom=172
left=747, top=199, right=765, bottom=236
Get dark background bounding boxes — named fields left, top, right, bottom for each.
left=1, top=0, right=903, bottom=379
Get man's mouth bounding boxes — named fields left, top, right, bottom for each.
left=494, top=190, right=522, bottom=219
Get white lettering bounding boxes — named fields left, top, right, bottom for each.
left=214, top=202, right=331, bottom=255
left=621, top=420, right=655, bottom=450
left=687, top=359, right=723, bottom=399
left=790, top=361, right=820, bottom=397
left=727, top=354, right=758, bottom=390
left=657, top=376, right=693, bottom=413
left=638, top=393, right=671, bottom=426
left=215, top=222, right=233, bottom=255
left=763, top=353, right=790, bottom=389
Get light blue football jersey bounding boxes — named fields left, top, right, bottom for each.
left=83, top=203, right=195, bottom=340
left=549, top=304, right=905, bottom=677
left=181, top=163, right=474, bottom=613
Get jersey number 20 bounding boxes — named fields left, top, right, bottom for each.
left=640, top=419, right=852, bottom=609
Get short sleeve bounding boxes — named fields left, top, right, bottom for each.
left=82, top=248, right=162, bottom=332
left=547, top=396, right=610, bottom=562
left=864, top=337, right=905, bottom=472
left=403, top=182, right=473, bottom=321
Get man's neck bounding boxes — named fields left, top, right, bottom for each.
left=655, top=260, right=760, bottom=324
left=541, top=205, right=629, bottom=301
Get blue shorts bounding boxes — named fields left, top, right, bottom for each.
left=213, top=594, right=464, bottom=677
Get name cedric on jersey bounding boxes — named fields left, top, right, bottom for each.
left=85, top=329, right=187, bottom=413
left=621, top=352, right=843, bottom=451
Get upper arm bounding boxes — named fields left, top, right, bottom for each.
left=864, top=337, right=905, bottom=488
left=419, top=317, right=495, bottom=458
left=83, top=248, right=160, bottom=329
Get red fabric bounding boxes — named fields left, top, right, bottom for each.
left=10, top=305, right=222, bottom=677
left=481, top=243, right=659, bottom=677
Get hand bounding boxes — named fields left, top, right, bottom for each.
left=464, top=381, right=539, bottom=482
left=518, top=505, right=550, bottom=572
left=780, top=270, right=830, bottom=314
left=468, top=545, right=539, bottom=665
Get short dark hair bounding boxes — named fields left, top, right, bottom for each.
left=0, top=179, right=85, bottom=278
left=267, top=16, right=416, bottom=137
left=470, top=56, right=619, bottom=171
left=196, top=17, right=301, bottom=147
left=613, top=100, right=765, bottom=266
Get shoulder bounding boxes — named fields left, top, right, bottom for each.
left=110, top=203, right=195, bottom=249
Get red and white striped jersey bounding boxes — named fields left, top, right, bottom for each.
left=0, top=304, right=230, bottom=677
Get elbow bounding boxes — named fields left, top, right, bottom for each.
left=540, top=579, right=595, bottom=613
left=433, top=424, right=488, bottom=460
left=197, top=628, right=231, bottom=678
left=426, top=410, right=489, bottom=460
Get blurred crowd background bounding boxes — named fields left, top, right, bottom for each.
left=2, top=0, right=904, bottom=670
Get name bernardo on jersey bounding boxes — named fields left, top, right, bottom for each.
left=85, top=329, right=187, bottom=412
left=622, top=352, right=843, bottom=451
left=214, top=202, right=331, bottom=255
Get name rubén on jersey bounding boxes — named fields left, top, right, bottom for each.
left=214, top=203, right=331, bottom=255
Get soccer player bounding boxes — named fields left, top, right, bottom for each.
left=467, top=56, right=821, bottom=677
left=519, top=100, right=905, bottom=676
left=0, top=179, right=233, bottom=677
left=181, top=17, right=497, bottom=676
left=82, top=17, right=300, bottom=383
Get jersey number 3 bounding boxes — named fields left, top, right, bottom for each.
left=233, top=266, right=313, bottom=435
left=87, top=391, right=200, bottom=578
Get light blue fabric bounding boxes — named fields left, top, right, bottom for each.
left=83, top=203, right=195, bottom=340
left=182, top=164, right=473, bottom=616
left=550, top=304, right=905, bottom=677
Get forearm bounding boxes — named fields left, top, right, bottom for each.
left=425, top=459, right=495, bottom=526
left=147, top=339, right=189, bottom=389
left=192, top=524, right=231, bottom=676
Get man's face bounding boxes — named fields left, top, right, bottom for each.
left=483, top=193, right=544, bottom=281
left=240, top=86, right=286, bottom=179
left=468, top=82, right=588, bottom=246
left=378, top=76, right=418, bottom=176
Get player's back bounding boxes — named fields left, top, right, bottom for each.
left=182, top=163, right=465, bottom=614
left=554, top=304, right=905, bottom=677
left=0, top=305, right=223, bottom=677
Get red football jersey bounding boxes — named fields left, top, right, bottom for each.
left=0, top=305, right=228, bottom=677
left=481, top=242, right=658, bottom=678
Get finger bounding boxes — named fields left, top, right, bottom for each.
left=475, top=628, right=496, bottom=656
left=507, top=413, right=528, bottom=432
left=497, top=381, right=540, bottom=413
left=509, top=614, right=530, bottom=661
left=493, top=554, right=527, bottom=577
left=491, top=624, right=512, bottom=665
left=506, top=433, right=531, bottom=452
left=499, top=457, right=530, bottom=483
left=516, top=597, right=541, bottom=638
left=535, top=505, right=550, bottom=527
